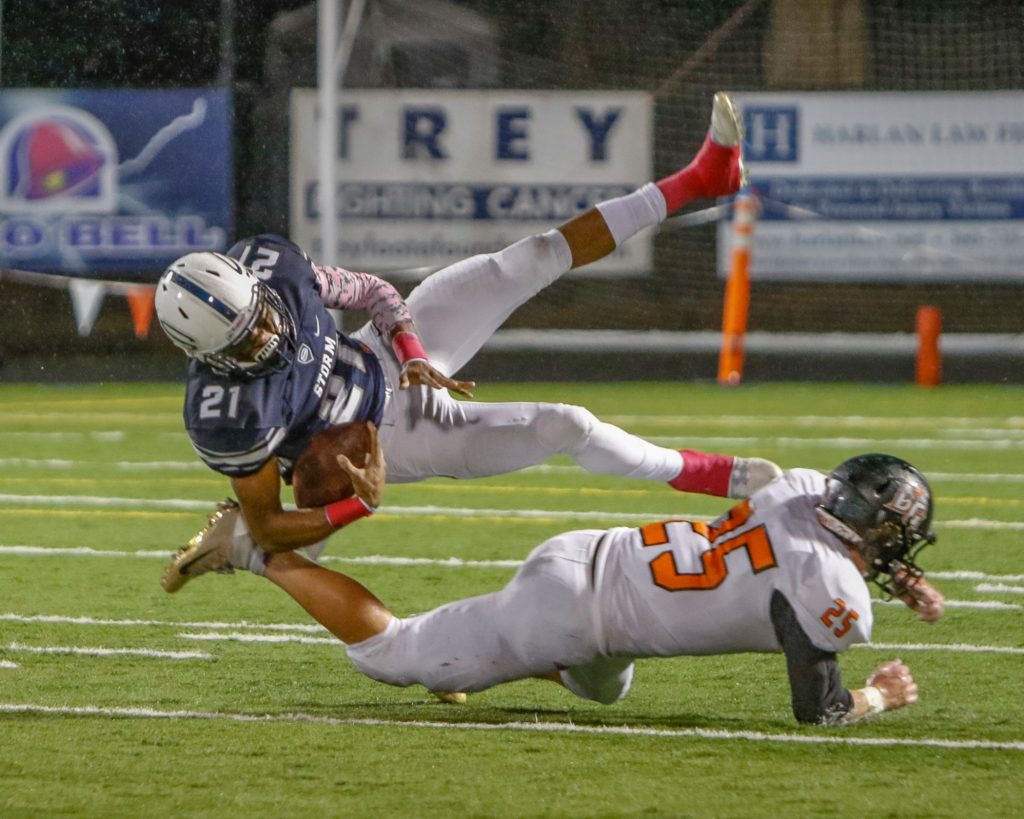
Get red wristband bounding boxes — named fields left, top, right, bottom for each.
left=392, top=330, right=427, bottom=364
left=324, top=497, right=375, bottom=529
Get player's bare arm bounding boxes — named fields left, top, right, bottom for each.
left=230, top=459, right=339, bottom=553
left=231, top=423, right=386, bottom=553
left=848, top=659, right=918, bottom=720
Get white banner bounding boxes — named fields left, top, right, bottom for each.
left=290, top=89, right=652, bottom=274
left=718, top=91, right=1024, bottom=281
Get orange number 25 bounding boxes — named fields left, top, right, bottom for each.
left=820, top=597, right=860, bottom=638
left=641, top=501, right=778, bottom=592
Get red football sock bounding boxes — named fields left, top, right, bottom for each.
left=667, top=449, right=735, bottom=497
left=655, top=134, right=742, bottom=214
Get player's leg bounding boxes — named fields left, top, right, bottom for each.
left=382, top=395, right=779, bottom=498
left=402, top=229, right=571, bottom=376
left=404, top=92, right=745, bottom=377
left=262, top=551, right=394, bottom=645
left=347, top=530, right=605, bottom=696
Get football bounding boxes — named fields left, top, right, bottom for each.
left=291, top=421, right=373, bottom=509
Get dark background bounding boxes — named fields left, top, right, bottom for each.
left=2, top=0, right=1022, bottom=382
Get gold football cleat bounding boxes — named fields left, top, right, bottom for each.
left=431, top=691, right=468, bottom=705
left=161, top=499, right=242, bottom=593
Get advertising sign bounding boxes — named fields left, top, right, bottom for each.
left=0, top=89, right=232, bottom=275
left=290, top=89, right=652, bottom=274
left=718, top=92, right=1024, bottom=281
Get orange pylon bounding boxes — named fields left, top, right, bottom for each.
left=717, top=192, right=759, bottom=385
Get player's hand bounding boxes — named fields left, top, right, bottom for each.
left=867, top=659, right=918, bottom=711
left=335, top=422, right=386, bottom=508
left=894, top=572, right=945, bottom=623
left=399, top=359, right=475, bottom=398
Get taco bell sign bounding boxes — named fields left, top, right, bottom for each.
left=0, top=89, right=232, bottom=275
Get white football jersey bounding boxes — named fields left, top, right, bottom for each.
left=594, top=468, right=873, bottom=658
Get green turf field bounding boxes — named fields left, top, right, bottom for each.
left=1, top=381, right=1022, bottom=817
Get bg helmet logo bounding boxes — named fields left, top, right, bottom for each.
left=884, top=484, right=929, bottom=529
left=0, top=106, right=117, bottom=213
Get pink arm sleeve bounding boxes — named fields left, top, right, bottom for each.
left=313, top=264, right=413, bottom=338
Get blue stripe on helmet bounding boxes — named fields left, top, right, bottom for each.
left=171, top=271, right=238, bottom=321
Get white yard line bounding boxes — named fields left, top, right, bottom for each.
left=1, top=547, right=1021, bottom=611
left=0, top=431, right=125, bottom=442
left=179, top=632, right=339, bottom=646
left=940, top=519, right=1024, bottom=531
left=6, top=642, right=212, bottom=660
left=874, top=599, right=1019, bottom=611
left=0, top=412, right=180, bottom=423
left=646, top=436, right=1024, bottom=450
left=0, top=458, right=206, bottom=472
left=0, top=494, right=210, bottom=511
left=1, top=546, right=1021, bottom=586
left=0, top=612, right=325, bottom=633
left=0, top=660, right=19, bottom=669
left=856, top=642, right=1024, bottom=656
left=975, top=583, right=1024, bottom=595
left=7, top=411, right=1024, bottom=428
left=603, top=415, right=1024, bottom=428
left=0, top=494, right=1021, bottom=532
left=928, top=472, right=1024, bottom=483
left=180, top=630, right=1024, bottom=654
left=930, top=570, right=1024, bottom=582
left=7, top=457, right=1024, bottom=486
left=0, top=703, right=1020, bottom=752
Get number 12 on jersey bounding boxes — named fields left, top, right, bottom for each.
left=640, top=501, right=778, bottom=591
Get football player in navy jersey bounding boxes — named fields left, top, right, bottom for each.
left=158, top=93, right=784, bottom=581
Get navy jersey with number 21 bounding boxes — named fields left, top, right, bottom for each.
left=181, top=234, right=387, bottom=479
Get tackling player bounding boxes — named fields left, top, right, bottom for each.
left=155, top=93, right=782, bottom=564
left=165, top=441, right=945, bottom=725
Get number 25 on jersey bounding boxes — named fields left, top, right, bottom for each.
left=820, top=597, right=860, bottom=638
left=641, top=500, right=779, bottom=592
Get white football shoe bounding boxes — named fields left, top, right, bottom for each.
left=161, top=499, right=265, bottom=592
left=727, top=457, right=784, bottom=499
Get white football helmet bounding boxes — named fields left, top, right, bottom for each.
left=155, top=251, right=296, bottom=378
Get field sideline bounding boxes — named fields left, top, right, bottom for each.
left=1, top=381, right=1022, bottom=817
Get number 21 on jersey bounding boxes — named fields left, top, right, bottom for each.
left=640, top=500, right=778, bottom=591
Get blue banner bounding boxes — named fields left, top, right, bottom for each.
left=719, top=91, right=1024, bottom=281
left=0, top=88, right=232, bottom=276
left=755, top=177, right=1024, bottom=221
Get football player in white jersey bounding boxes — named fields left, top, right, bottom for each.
left=180, top=439, right=944, bottom=725
left=157, top=92, right=782, bottom=576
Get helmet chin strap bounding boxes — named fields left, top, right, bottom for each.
left=814, top=507, right=862, bottom=546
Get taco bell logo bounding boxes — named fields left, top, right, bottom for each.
left=0, top=106, right=117, bottom=214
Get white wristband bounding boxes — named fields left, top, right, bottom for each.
left=862, top=685, right=886, bottom=716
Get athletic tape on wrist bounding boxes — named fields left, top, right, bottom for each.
left=392, top=331, right=427, bottom=364
left=324, top=497, right=375, bottom=529
left=862, top=685, right=886, bottom=715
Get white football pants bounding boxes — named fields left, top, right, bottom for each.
left=352, top=230, right=682, bottom=484
left=346, top=529, right=636, bottom=703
